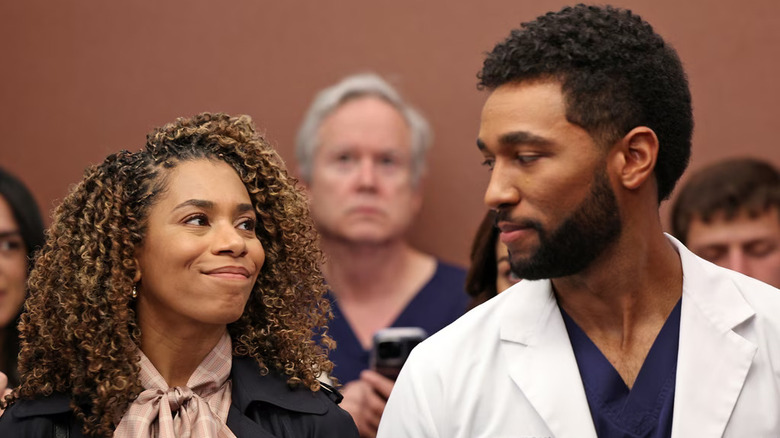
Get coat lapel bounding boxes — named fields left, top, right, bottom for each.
left=227, top=356, right=330, bottom=438
left=226, top=405, right=278, bottom=438
left=500, top=280, right=597, bottom=438
left=670, top=238, right=756, bottom=438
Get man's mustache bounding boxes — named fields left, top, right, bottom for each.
left=493, top=209, right=543, bottom=231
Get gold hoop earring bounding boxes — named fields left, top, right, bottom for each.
left=132, top=285, right=138, bottom=299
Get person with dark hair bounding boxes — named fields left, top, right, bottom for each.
left=465, top=210, right=520, bottom=308
left=0, top=168, right=45, bottom=391
left=379, top=5, right=780, bottom=437
left=0, top=113, right=358, bottom=437
left=671, top=158, right=780, bottom=287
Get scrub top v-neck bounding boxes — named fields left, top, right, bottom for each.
left=327, top=261, right=468, bottom=384
left=561, top=299, right=682, bottom=438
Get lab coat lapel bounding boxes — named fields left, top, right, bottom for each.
left=670, top=238, right=756, bottom=438
left=500, top=280, right=597, bottom=438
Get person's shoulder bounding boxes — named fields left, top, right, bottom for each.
left=231, top=358, right=358, bottom=436
left=409, top=258, right=469, bottom=319
left=680, top=244, right=780, bottom=331
left=681, top=243, right=780, bottom=306
left=0, top=394, right=73, bottom=437
left=430, top=259, right=467, bottom=288
left=434, top=260, right=467, bottom=277
left=233, top=357, right=331, bottom=412
left=310, top=383, right=359, bottom=437
left=722, top=268, right=780, bottom=314
left=405, top=286, right=517, bottom=364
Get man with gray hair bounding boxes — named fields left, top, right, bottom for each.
left=296, top=73, right=468, bottom=437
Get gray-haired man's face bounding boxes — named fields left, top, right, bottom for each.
left=305, top=96, right=422, bottom=245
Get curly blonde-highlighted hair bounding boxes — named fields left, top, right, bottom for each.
left=5, top=113, right=334, bottom=437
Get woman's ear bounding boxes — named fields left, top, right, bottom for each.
left=612, top=127, right=659, bottom=191
left=133, top=262, right=142, bottom=283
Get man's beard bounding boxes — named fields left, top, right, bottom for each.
left=501, top=169, right=622, bottom=280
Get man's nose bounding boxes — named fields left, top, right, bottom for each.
left=725, top=248, right=749, bottom=276
left=356, top=158, right=378, bottom=189
left=484, top=161, right=519, bottom=209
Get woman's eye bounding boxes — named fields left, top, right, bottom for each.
left=481, top=158, right=495, bottom=170
left=237, top=218, right=256, bottom=231
left=0, top=238, right=23, bottom=253
left=184, top=215, right=209, bottom=226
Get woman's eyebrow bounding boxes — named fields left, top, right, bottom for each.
left=236, top=203, right=254, bottom=214
left=173, top=199, right=214, bottom=211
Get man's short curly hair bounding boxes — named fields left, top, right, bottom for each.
left=5, top=113, right=335, bottom=437
left=479, top=4, right=693, bottom=202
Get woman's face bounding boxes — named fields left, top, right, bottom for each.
left=496, top=239, right=521, bottom=293
left=134, top=159, right=265, bottom=333
left=0, top=195, right=28, bottom=328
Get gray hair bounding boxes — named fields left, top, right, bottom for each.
left=295, top=73, right=432, bottom=185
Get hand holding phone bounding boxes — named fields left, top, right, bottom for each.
left=369, top=327, right=427, bottom=380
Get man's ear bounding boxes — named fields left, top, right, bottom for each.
left=410, top=176, right=425, bottom=215
left=611, top=127, right=659, bottom=191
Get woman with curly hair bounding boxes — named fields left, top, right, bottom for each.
left=0, top=113, right=359, bottom=437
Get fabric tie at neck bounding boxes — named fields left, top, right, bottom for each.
left=114, top=332, right=236, bottom=438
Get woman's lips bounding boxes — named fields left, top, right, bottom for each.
left=204, top=266, right=251, bottom=280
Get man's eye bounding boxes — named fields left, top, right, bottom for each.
left=517, top=155, right=540, bottom=164
left=698, top=248, right=727, bottom=262
left=481, top=158, right=495, bottom=170
left=747, top=241, right=777, bottom=258
left=336, top=153, right=354, bottom=163
left=378, top=156, right=399, bottom=167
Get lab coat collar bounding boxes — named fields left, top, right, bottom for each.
left=497, top=234, right=757, bottom=438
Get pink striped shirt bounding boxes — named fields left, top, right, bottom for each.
left=114, top=332, right=235, bottom=438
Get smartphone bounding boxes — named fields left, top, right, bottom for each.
left=369, top=327, right=427, bottom=380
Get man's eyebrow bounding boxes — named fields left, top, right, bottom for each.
left=477, top=131, right=551, bottom=151
left=498, top=131, right=551, bottom=147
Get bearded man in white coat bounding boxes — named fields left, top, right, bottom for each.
left=378, top=4, right=780, bottom=438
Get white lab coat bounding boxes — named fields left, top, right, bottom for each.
left=377, top=235, right=780, bottom=437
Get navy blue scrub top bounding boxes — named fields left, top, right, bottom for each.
left=561, top=299, right=682, bottom=438
left=327, top=261, right=468, bottom=384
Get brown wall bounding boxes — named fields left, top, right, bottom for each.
left=2, top=0, right=779, bottom=266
